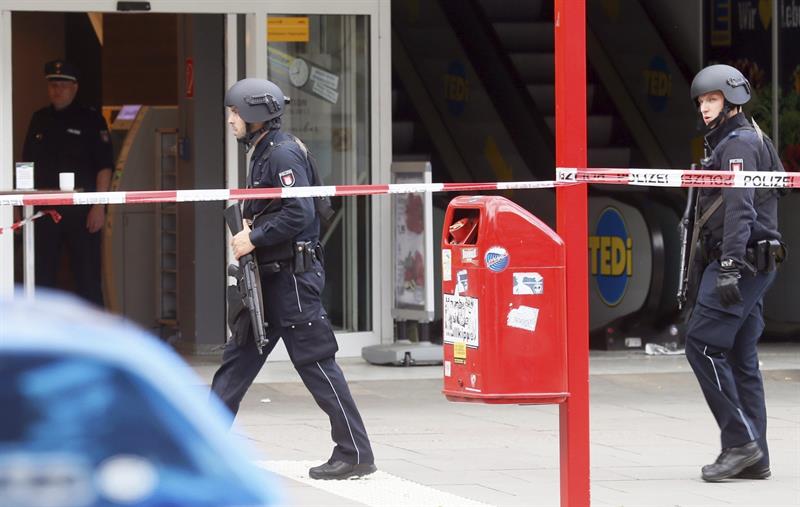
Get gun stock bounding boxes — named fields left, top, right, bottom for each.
left=224, top=203, right=269, bottom=353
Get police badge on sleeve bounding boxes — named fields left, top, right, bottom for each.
left=729, top=158, right=744, bottom=172
left=278, top=169, right=295, bottom=187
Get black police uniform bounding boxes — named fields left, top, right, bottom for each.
left=22, top=101, right=113, bottom=306
left=211, top=129, right=374, bottom=468
left=685, top=112, right=781, bottom=471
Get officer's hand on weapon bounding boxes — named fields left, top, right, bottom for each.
left=717, top=258, right=743, bottom=307
left=230, top=219, right=255, bottom=260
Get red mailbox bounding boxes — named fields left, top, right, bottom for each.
left=442, top=196, right=568, bottom=404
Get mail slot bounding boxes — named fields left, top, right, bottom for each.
left=441, top=195, right=568, bottom=404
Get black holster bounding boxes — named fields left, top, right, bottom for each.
left=750, top=239, right=787, bottom=272
left=293, top=241, right=319, bottom=274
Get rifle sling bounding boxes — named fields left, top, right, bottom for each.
left=687, top=195, right=723, bottom=273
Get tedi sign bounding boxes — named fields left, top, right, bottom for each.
left=589, top=207, right=632, bottom=307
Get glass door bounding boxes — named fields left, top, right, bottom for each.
left=267, top=13, right=372, bottom=333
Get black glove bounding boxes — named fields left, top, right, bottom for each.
left=717, top=258, right=743, bottom=307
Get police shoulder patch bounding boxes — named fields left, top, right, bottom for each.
left=278, top=169, right=295, bottom=187
left=729, top=158, right=744, bottom=172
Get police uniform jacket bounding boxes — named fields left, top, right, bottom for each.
left=698, top=112, right=781, bottom=264
left=22, top=102, right=113, bottom=193
left=244, top=129, right=330, bottom=336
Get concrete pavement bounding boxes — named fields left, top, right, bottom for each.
left=190, top=343, right=800, bottom=507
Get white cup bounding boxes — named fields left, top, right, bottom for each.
left=59, top=172, right=75, bottom=191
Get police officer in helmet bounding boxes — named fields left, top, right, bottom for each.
left=211, top=78, right=376, bottom=480
left=685, top=64, right=785, bottom=482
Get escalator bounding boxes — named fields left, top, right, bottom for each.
left=468, top=0, right=635, bottom=168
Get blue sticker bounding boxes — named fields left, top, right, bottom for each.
left=455, top=269, right=468, bottom=295
left=485, top=246, right=509, bottom=273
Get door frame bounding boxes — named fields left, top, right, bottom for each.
left=0, top=0, right=392, bottom=355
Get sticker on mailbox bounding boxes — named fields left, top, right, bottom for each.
left=443, top=294, right=479, bottom=347
left=442, top=249, right=452, bottom=281
left=461, top=247, right=479, bottom=264
left=453, top=341, right=467, bottom=365
left=485, top=246, right=509, bottom=272
left=513, top=272, right=544, bottom=295
left=454, top=269, right=468, bottom=295
left=507, top=305, right=539, bottom=332
left=444, top=360, right=452, bottom=377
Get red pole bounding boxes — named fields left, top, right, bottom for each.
left=554, top=1, right=590, bottom=506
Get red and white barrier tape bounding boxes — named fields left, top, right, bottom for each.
left=0, top=210, right=61, bottom=235
left=557, top=167, right=800, bottom=188
left=0, top=180, right=563, bottom=206
left=0, top=168, right=796, bottom=207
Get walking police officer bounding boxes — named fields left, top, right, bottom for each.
left=685, top=64, right=786, bottom=482
left=22, top=60, right=113, bottom=306
left=210, top=78, right=376, bottom=480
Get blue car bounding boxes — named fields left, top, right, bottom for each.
left=0, top=291, right=280, bottom=507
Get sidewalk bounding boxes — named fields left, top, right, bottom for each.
left=190, top=343, right=800, bottom=507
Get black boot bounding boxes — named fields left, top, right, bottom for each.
left=309, top=459, right=377, bottom=480
left=701, top=442, right=763, bottom=482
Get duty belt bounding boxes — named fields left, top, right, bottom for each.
left=259, top=241, right=319, bottom=274
left=707, top=239, right=787, bottom=273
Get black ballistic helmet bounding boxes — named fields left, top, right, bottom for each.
left=690, top=64, right=751, bottom=105
left=224, top=78, right=287, bottom=123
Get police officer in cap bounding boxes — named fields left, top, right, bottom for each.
left=211, top=78, right=376, bottom=480
left=685, top=64, right=785, bottom=482
left=22, top=60, right=113, bottom=306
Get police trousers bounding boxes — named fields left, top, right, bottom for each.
left=685, top=260, right=776, bottom=467
left=210, top=322, right=374, bottom=466
left=34, top=206, right=103, bottom=306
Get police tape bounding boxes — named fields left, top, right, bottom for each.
left=0, top=168, right=797, bottom=207
left=0, top=180, right=563, bottom=206
left=557, top=167, right=800, bottom=189
left=0, top=210, right=61, bottom=235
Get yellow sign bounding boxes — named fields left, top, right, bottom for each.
left=268, top=17, right=309, bottom=42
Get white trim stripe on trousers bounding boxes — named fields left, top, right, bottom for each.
left=316, top=361, right=361, bottom=464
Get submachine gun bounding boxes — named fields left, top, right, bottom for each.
left=224, top=203, right=269, bottom=354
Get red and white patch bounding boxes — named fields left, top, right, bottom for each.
left=729, top=158, right=744, bottom=172
left=278, top=169, right=295, bottom=187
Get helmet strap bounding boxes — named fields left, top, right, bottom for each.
left=239, top=124, right=269, bottom=150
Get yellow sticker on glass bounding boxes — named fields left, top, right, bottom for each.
left=268, top=17, right=310, bottom=42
